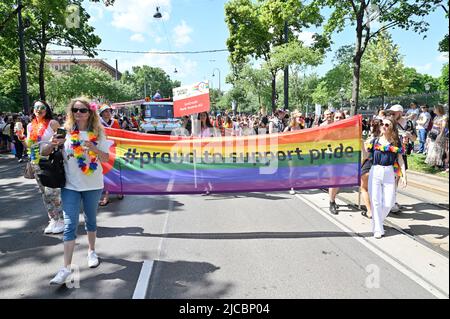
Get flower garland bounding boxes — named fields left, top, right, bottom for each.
left=27, top=119, right=50, bottom=164
left=70, top=129, right=99, bottom=175
left=374, top=143, right=405, bottom=154
left=366, top=141, right=404, bottom=177
left=366, top=142, right=404, bottom=154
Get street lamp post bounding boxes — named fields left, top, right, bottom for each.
left=212, top=68, right=221, bottom=113
left=425, top=82, right=431, bottom=104
left=284, top=20, right=289, bottom=111
left=339, top=87, right=345, bottom=110
left=212, top=68, right=221, bottom=93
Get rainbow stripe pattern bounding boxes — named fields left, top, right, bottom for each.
left=102, top=115, right=362, bottom=195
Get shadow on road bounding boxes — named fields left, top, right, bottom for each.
left=148, top=259, right=232, bottom=299
left=93, top=226, right=362, bottom=240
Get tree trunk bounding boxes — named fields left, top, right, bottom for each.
left=271, top=74, right=276, bottom=114
left=39, top=45, right=46, bottom=101
left=351, top=52, right=362, bottom=116
left=39, top=21, right=47, bottom=101
left=351, top=7, right=365, bottom=116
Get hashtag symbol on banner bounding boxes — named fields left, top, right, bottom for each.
left=123, top=148, right=137, bottom=164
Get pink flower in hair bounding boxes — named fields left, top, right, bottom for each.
left=89, top=102, right=98, bottom=111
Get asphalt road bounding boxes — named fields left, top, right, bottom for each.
left=0, top=155, right=445, bottom=299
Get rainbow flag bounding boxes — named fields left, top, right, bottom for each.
left=103, top=115, right=362, bottom=194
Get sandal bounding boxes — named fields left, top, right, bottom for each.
left=99, top=198, right=110, bottom=206
left=361, top=211, right=372, bottom=219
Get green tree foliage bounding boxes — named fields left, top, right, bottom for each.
left=120, top=65, right=181, bottom=100
left=45, top=65, right=135, bottom=113
left=312, top=45, right=353, bottom=106
left=0, top=0, right=109, bottom=110
left=284, top=70, right=320, bottom=113
left=440, top=63, right=449, bottom=103
left=314, top=0, right=443, bottom=115
left=360, top=30, right=410, bottom=104
left=225, top=0, right=325, bottom=112
left=438, top=2, right=449, bottom=53
left=403, top=67, right=440, bottom=94
left=24, top=0, right=102, bottom=100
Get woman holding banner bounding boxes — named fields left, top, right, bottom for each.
left=366, top=118, right=407, bottom=239
left=46, top=98, right=110, bottom=285
left=98, top=104, right=123, bottom=206
left=197, top=112, right=214, bottom=138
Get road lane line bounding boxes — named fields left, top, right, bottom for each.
left=295, top=192, right=448, bottom=299
left=132, top=260, right=154, bottom=299
left=132, top=197, right=172, bottom=299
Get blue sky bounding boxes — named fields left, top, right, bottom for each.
left=63, top=0, right=448, bottom=95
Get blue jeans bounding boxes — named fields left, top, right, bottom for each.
left=61, top=188, right=103, bottom=242
left=418, top=129, right=428, bottom=153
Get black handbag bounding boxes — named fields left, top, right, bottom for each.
left=37, top=147, right=66, bottom=188
left=428, top=132, right=438, bottom=141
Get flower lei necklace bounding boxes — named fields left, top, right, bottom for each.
left=27, top=118, right=50, bottom=164
left=367, top=141, right=404, bottom=154
left=366, top=140, right=404, bottom=177
left=373, top=143, right=404, bottom=154
left=70, top=129, right=98, bottom=175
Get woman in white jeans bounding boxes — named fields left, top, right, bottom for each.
left=366, top=119, right=407, bottom=239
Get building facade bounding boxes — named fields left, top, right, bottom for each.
left=47, top=50, right=121, bottom=79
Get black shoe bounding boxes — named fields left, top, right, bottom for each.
left=329, top=202, right=338, bottom=215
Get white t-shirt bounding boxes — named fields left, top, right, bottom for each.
left=416, top=112, right=431, bottom=130
left=26, top=122, right=55, bottom=147
left=63, top=131, right=109, bottom=191
left=406, top=108, right=419, bottom=124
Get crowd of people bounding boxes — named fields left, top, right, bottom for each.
left=170, top=108, right=351, bottom=138
left=0, top=98, right=448, bottom=284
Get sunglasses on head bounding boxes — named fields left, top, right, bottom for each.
left=72, top=108, right=89, bottom=114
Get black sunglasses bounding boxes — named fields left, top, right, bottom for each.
left=72, top=108, right=89, bottom=114
left=382, top=123, right=391, bottom=128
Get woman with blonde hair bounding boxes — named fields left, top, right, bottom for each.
left=42, top=98, right=110, bottom=285
left=283, top=111, right=303, bottom=132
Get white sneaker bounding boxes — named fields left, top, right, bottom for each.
left=50, top=267, right=71, bottom=285
left=374, top=232, right=383, bottom=239
left=390, top=203, right=400, bottom=213
left=44, top=220, right=56, bottom=234
left=87, top=251, right=100, bottom=268
left=51, top=219, right=65, bottom=234
left=289, top=188, right=296, bottom=195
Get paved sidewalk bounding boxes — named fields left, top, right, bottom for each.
left=336, top=171, right=449, bottom=254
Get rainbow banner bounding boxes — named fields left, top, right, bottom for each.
left=102, top=115, right=362, bottom=195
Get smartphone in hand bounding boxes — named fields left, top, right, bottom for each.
left=56, top=127, right=67, bottom=139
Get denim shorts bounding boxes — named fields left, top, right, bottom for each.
left=61, top=188, right=103, bottom=241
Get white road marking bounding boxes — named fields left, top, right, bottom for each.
left=295, top=192, right=448, bottom=299
left=132, top=260, right=154, bottom=299
left=132, top=197, right=172, bottom=299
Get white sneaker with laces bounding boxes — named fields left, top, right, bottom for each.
left=87, top=251, right=100, bottom=268
left=44, top=220, right=56, bottom=234
left=390, top=203, right=400, bottom=213
left=374, top=232, right=383, bottom=239
left=50, top=267, right=71, bottom=285
left=52, top=219, right=65, bottom=234
left=289, top=188, right=296, bottom=195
